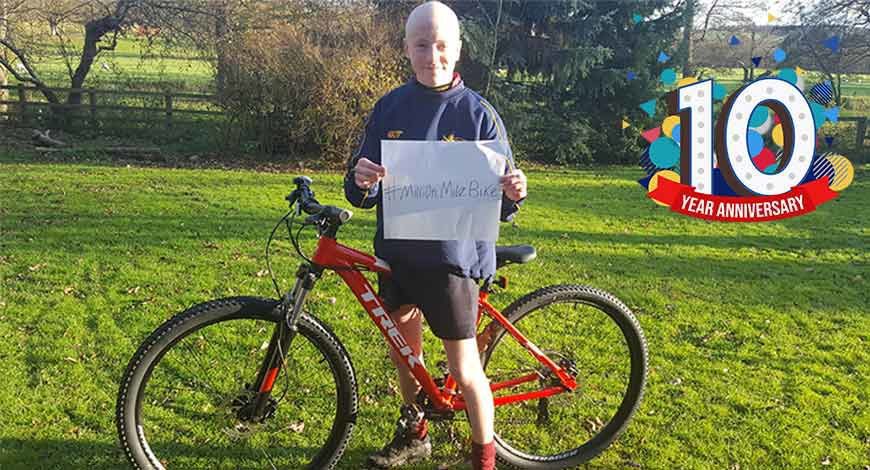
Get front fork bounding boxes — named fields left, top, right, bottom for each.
left=244, top=263, right=320, bottom=422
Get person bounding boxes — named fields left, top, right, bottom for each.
left=344, top=2, right=527, bottom=469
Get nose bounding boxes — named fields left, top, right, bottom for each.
left=425, top=45, right=441, bottom=65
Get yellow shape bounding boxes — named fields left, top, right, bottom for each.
left=825, top=154, right=854, bottom=191
left=677, top=76, right=698, bottom=87
left=661, top=115, right=681, bottom=137
left=648, top=170, right=680, bottom=206
left=767, top=12, right=778, bottom=23
left=771, top=123, right=784, bottom=147
left=795, top=66, right=805, bottom=76
left=622, top=119, right=630, bottom=129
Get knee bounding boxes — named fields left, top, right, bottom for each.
left=389, top=304, right=420, bottom=326
left=448, top=360, right=485, bottom=390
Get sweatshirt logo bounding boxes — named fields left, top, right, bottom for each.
left=442, top=133, right=463, bottom=142
left=386, top=130, right=403, bottom=139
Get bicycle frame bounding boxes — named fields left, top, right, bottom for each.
left=258, top=233, right=578, bottom=413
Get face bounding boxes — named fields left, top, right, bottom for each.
left=404, top=22, right=461, bottom=87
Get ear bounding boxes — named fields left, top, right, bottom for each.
left=403, top=39, right=411, bottom=60
left=456, top=39, right=462, bottom=59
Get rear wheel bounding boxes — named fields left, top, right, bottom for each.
left=482, top=285, right=647, bottom=469
left=116, top=297, right=357, bottom=469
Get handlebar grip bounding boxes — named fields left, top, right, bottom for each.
left=289, top=175, right=353, bottom=224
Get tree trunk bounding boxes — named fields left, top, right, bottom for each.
left=680, top=0, right=695, bottom=77
left=68, top=17, right=119, bottom=105
left=215, top=2, right=229, bottom=96
left=835, top=73, right=843, bottom=106
left=0, top=0, right=7, bottom=115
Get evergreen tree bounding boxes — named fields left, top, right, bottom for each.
left=448, top=0, right=685, bottom=164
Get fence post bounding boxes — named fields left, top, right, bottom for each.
left=164, top=93, right=173, bottom=131
left=89, top=90, right=97, bottom=128
left=856, top=117, right=867, bottom=148
left=17, top=83, right=26, bottom=125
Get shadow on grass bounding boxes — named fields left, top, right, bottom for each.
left=0, top=437, right=377, bottom=469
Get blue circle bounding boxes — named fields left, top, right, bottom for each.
left=672, top=124, right=681, bottom=142
left=747, top=130, right=764, bottom=157
left=778, top=68, right=798, bottom=84
left=660, top=68, right=677, bottom=85
left=713, top=83, right=727, bottom=101
left=749, top=106, right=770, bottom=127
left=773, top=48, right=787, bottom=63
left=649, top=137, right=681, bottom=168
left=809, top=102, right=826, bottom=129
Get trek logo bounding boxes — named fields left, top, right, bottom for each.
left=359, top=286, right=422, bottom=368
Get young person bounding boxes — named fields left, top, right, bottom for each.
left=344, top=2, right=527, bottom=468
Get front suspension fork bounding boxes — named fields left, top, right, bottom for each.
left=247, top=264, right=320, bottom=420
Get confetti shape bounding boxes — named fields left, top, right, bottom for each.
left=641, top=127, right=661, bottom=143
left=627, top=70, right=637, bottom=81
left=824, top=107, right=839, bottom=123
left=751, top=56, right=762, bottom=67
left=773, top=48, right=786, bottom=63
left=823, top=35, right=840, bottom=53
left=729, top=35, right=741, bottom=46
left=639, top=99, right=657, bottom=117
left=657, top=51, right=670, bottom=63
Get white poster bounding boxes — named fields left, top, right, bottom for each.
left=381, top=140, right=507, bottom=241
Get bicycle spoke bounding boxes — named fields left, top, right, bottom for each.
left=484, top=287, right=645, bottom=465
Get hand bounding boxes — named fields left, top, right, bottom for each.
left=500, top=169, right=527, bottom=201
left=354, top=157, right=386, bottom=190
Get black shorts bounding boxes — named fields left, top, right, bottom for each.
left=378, top=265, right=479, bottom=340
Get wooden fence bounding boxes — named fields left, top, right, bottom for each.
left=0, top=84, right=222, bottom=131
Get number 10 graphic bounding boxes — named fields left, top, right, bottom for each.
left=670, top=78, right=816, bottom=196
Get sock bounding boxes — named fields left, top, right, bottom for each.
left=471, top=441, right=496, bottom=470
left=413, top=418, right=428, bottom=440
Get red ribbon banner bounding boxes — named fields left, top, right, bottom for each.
left=648, top=177, right=838, bottom=222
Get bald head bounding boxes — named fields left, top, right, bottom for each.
left=404, top=1, right=460, bottom=42
left=403, top=1, right=462, bottom=87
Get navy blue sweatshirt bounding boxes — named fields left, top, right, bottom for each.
left=344, top=75, right=521, bottom=279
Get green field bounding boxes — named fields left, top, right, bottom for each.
left=8, top=36, right=214, bottom=92
left=0, top=154, right=867, bottom=468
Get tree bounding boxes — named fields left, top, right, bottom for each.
left=442, top=0, right=686, bottom=164
left=691, top=0, right=782, bottom=81
left=0, top=0, right=219, bottom=106
left=784, top=0, right=870, bottom=105
left=678, top=0, right=697, bottom=77
left=0, top=0, right=8, bottom=113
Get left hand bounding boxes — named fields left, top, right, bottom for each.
left=500, top=169, right=527, bottom=201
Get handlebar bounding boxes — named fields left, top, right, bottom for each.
left=286, top=176, right=353, bottom=226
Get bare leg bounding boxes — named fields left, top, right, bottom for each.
left=387, top=304, right=424, bottom=404
left=443, top=337, right=494, bottom=444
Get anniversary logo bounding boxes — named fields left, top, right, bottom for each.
left=632, top=44, right=855, bottom=222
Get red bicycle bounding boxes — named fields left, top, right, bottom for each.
left=116, top=176, right=647, bottom=469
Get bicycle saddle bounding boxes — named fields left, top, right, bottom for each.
left=495, top=245, right=537, bottom=269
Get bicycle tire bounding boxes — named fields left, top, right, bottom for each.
left=116, top=296, right=358, bottom=470
left=481, top=285, right=648, bottom=469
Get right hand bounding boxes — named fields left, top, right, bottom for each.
left=354, top=157, right=386, bottom=190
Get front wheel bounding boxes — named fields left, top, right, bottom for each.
left=116, top=297, right=358, bottom=469
left=482, top=285, right=648, bottom=469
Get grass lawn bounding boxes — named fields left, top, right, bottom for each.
left=0, top=156, right=867, bottom=469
